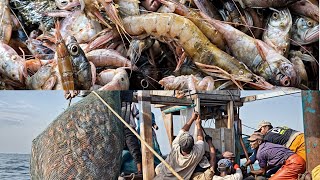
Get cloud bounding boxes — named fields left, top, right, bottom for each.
left=0, top=101, right=37, bottom=127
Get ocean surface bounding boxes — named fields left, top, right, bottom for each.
left=0, top=153, right=30, bottom=180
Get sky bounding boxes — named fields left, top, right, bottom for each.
left=0, top=90, right=304, bottom=154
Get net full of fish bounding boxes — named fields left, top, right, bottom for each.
left=30, top=91, right=124, bottom=180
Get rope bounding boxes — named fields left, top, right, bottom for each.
left=92, top=91, right=183, bottom=180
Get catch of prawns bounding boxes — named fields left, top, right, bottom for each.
left=0, top=0, right=318, bottom=91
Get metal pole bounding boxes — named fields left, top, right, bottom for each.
left=302, top=91, right=320, bottom=171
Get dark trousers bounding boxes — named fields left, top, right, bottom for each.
left=124, top=127, right=142, bottom=164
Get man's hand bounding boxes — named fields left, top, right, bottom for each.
left=195, top=114, right=201, bottom=125
left=182, top=111, right=199, bottom=132
left=205, top=135, right=212, bottom=142
left=191, top=111, right=199, bottom=121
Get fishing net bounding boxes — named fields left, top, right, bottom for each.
left=30, top=91, right=124, bottom=180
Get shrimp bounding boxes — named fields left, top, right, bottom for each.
left=60, top=10, right=102, bottom=44
left=158, top=0, right=226, bottom=50
left=159, top=75, right=215, bottom=91
left=0, top=42, right=27, bottom=83
left=55, top=21, right=75, bottom=90
left=26, top=63, right=55, bottom=90
left=203, top=14, right=300, bottom=87
left=262, top=8, right=292, bottom=57
left=0, top=0, right=12, bottom=44
left=26, top=31, right=55, bottom=60
left=26, top=59, right=53, bottom=73
left=82, top=0, right=127, bottom=34
left=114, top=0, right=140, bottom=17
left=86, top=49, right=138, bottom=70
left=98, top=68, right=129, bottom=90
left=122, top=13, right=271, bottom=88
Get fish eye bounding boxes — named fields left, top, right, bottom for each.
left=307, top=21, right=313, bottom=27
left=121, top=78, right=124, bottom=81
left=282, top=48, right=286, bottom=53
left=60, top=1, right=68, bottom=5
left=272, top=12, right=279, bottom=19
left=70, top=45, right=78, bottom=55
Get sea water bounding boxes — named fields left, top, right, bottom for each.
left=0, top=153, right=30, bottom=180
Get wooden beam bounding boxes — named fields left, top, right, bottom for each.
left=227, top=101, right=235, bottom=154
left=161, top=112, right=173, bottom=146
left=302, top=91, right=320, bottom=171
left=241, top=90, right=300, bottom=103
left=150, top=96, right=193, bottom=106
left=138, top=91, right=154, bottom=179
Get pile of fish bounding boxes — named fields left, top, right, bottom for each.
left=0, top=0, right=318, bottom=91
left=30, top=91, right=124, bottom=179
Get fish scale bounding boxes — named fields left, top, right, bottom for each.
left=11, top=0, right=56, bottom=31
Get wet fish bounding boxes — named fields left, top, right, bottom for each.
left=263, top=8, right=292, bottom=57
left=66, top=36, right=92, bottom=90
left=11, top=0, right=56, bottom=31
left=30, top=91, right=123, bottom=179
left=291, top=15, right=319, bottom=45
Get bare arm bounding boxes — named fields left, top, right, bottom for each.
left=243, top=159, right=253, bottom=167
left=195, top=115, right=204, bottom=141
left=250, top=167, right=266, bottom=176
left=182, top=112, right=198, bottom=132
left=207, top=140, right=216, bottom=171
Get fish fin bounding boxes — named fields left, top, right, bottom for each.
left=300, top=54, right=315, bottom=62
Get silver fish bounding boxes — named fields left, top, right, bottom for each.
left=291, top=16, right=319, bottom=45
left=263, top=8, right=292, bottom=57
left=66, top=36, right=92, bottom=90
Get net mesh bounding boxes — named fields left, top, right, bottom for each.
left=30, top=91, right=124, bottom=179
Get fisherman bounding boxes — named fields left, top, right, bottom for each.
left=121, top=102, right=142, bottom=174
left=246, top=132, right=305, bottom=180
left=191, top=135, right=216, bottom=180
left=255, top=120, right=306, bottom=161
left=222, top=151, right=240, bottom=171
left=241, top=120, right=306, bottom=174
left=212, top=159, right=243, bottom=180
left=154, top=112, right=205, bottom=179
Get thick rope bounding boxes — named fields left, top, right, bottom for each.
left=92, top=91, right=183, bottom=180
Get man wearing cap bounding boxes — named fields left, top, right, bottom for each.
left=255, top=120, right=306, bottom=161
left=154, top=112, right=205, bottom=179
left=212, top=159, right=243, bottom=180
left=247, top=132, right=305, bottom=180
left=222, top=151, right=240, bottom=171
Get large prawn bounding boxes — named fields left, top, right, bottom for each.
left=55, top=21, right=75, bottom=91
left=122, top=13, right=271, bottom=89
